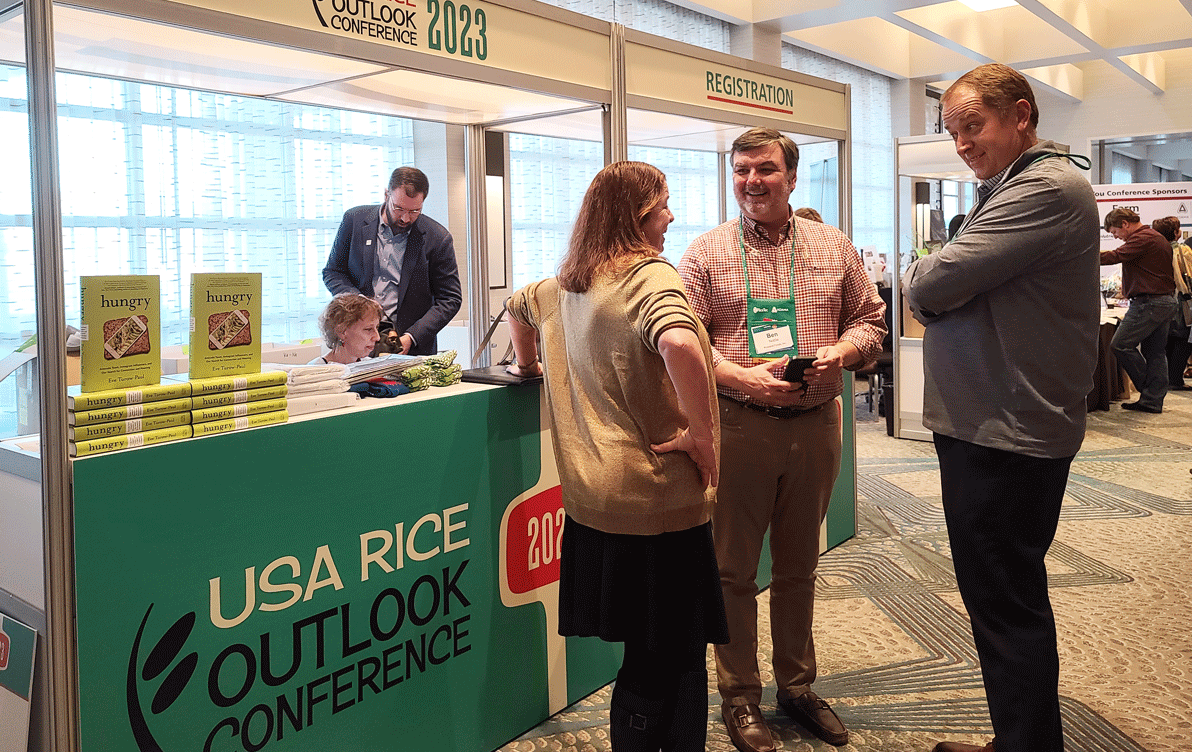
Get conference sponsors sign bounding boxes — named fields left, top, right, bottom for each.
left=625, top=42, right=847, bottom=132
left=1093, top=181, right=1192, bottom=250
left=166, top=0, right=608, bottom=89
left=73, top=388, right=618, bottom=752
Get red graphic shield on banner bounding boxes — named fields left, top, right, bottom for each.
left=503, top=485, right=564, bottom=595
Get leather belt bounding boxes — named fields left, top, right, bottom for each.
left=719, top=393, right=826, bottom=420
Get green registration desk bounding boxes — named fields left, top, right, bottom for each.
left=71, top=381, right=855, bottom=751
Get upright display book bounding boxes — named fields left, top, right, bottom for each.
left=68, top=397, right=193, bottom=427
left=188, top=371, right=286, bottom=395
left=67, top=381, right=192, bottom=411
left=79, top=275, right=160, bottom=393
left=189, top=273, right=262, bottom=379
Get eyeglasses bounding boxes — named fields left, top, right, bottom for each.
left=386, top=192, right=423, bottom=220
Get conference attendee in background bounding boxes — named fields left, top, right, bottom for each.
left=679, top=128, right=885, bottom=752
left=793, top=206, right=823, bottom=222
left=505, top=161, right=728, bottom=752
left=903, top=63, right=1100, bottom=752
left=312, top=293, right=383, bottom=365
left=323, top=166, right=462, bottom=356
left=1101, top=207, right=1177, bottom=413
left=1152, top=216, right=1192, bottom=390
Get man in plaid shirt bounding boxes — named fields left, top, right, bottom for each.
left=678, top=128, right=885, bottom=752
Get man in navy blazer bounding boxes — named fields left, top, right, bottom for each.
left=323, top=167, right=462, bottom=356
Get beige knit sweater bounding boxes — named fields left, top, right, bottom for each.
left=507, top=257, right=718, bottom=535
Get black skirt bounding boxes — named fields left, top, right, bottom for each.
left=558, top=515, right=729, bottom=652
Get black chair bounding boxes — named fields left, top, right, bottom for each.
left=854, top=286, right=894, bottom=413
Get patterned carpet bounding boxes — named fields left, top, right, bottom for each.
left=498, top=389, right=1192, bottom=752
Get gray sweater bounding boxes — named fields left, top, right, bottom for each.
left=903, top=141, right=1100, bottom=459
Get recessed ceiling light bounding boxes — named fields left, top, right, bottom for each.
left=957, top=0, right=1018, bottom=10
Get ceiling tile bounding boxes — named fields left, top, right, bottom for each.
left=784, top=16, right=977, bottom=79
left=896, top=2, right=1089, bottom=64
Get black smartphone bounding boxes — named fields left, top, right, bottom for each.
left=782, top=356, right=817, bottom=385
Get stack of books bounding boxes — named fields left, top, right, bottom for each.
left=68, top=383, right=194, bottom=457
left=188, top=372, right=290, bottom=437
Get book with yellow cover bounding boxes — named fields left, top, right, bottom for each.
left=191, top=410, right=288, bottom=437
left=189, top=273, right=263, bottom=379
left=67, top=381, right=192, bottom=411
left=190, top=398, right=287, bottom=423
left=188, top=371, right=286, bottom=395
left=69, top=412, right=192, bottom=442
left=79, top=275, right=160, bottom=393
left=190, top=385, right=289, bottom=410
left=68, top=397, right=193, bottom=427
left=70, top=425, right=193, bottom=457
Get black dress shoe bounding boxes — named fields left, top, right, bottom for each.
left=777, top=689, right=849, bottom=746
left=1121, top=401, right=1162, bottom=413
left=932, top=741, right=994, bottom=752
left=722, top=698, right=775, bottom=752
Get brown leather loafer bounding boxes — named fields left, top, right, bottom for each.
left=777, top=689, right=849, bottom=746
left=722, top=697, right=776, bottom=752
left=932, top=741, right=994, bottom=752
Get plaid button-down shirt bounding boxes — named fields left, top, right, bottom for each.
left=678, top=213, right=886, bottom=408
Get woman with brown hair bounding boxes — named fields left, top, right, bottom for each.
left=506, top=161, right=727, bottom=752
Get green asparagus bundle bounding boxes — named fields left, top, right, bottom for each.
left=423, top=350, right=458, bottom=369
left=400, top=364, right=432, bottom=383
left=429, top=364, right=463, bottom=387
left=399, top=350, right=460, bottom=390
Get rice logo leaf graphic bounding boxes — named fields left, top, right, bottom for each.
left=142, top=611, right=195, bottom=681
left=142, top=611, right=198, bottom=714
left=127, top=605, right=199, bottom=752
left=150, top=653, right=199, bottom=714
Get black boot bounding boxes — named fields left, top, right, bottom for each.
left=660, top=669, right=709, bottom=752
left=610, top=682, right=667, bottom=752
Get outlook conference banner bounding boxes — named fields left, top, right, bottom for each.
left=73, top=387, right=619, bottom=752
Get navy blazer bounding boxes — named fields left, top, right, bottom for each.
left=322, top=204, right=462, bottom=356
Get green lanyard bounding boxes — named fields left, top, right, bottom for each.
left=738, top=217, right=802, bottom=359
left=954, top=152, right=1092, bottom=243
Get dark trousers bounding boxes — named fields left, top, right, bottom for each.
left=934, top=433, right=1074, bottom=752
left=1167, top=321, right=1191, bottom=387
left=1111, top=293, right=1177, bottom=409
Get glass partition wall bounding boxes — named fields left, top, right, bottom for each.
left=2, top=4, right=52, bottom=751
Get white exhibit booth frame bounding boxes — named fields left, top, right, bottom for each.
left=2, top=1, right=855, bottom=749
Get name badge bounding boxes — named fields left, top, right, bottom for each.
left=750, top=323, right=794, bottom=355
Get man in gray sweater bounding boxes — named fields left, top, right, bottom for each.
left=903, top=64, right=1100, bottom=752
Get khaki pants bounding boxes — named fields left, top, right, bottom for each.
left=713, top=396, right=842, bottom=704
